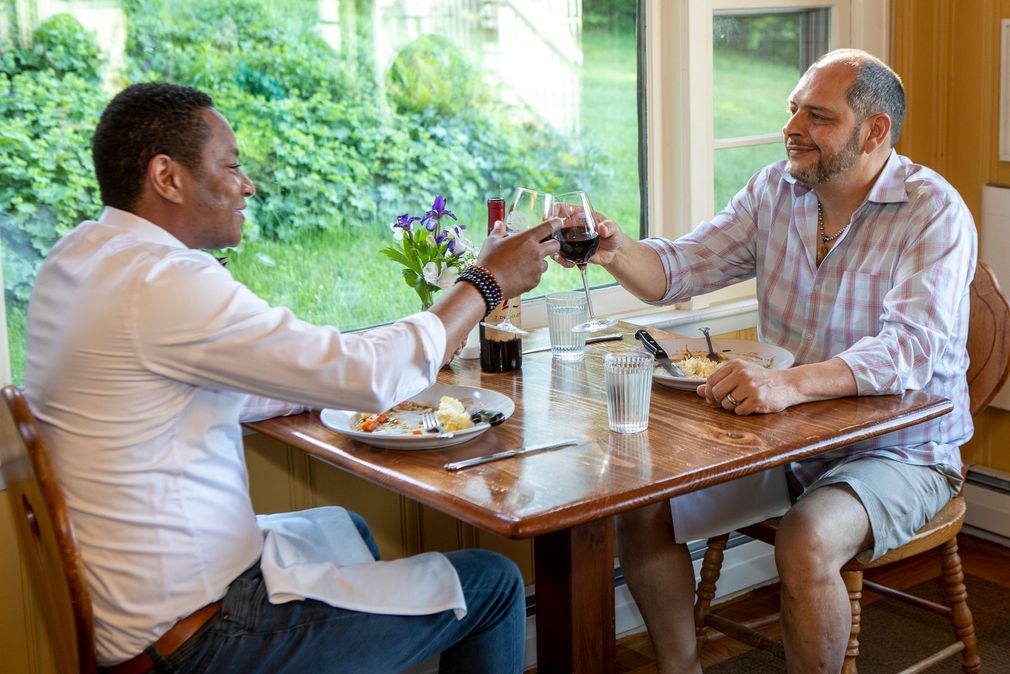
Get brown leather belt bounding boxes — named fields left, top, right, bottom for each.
left=100, top=600, right=223, bottom=674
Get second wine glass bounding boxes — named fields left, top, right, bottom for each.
left=480, top=188, right=553, bottom=336
left=552, top=191, right=617, bottom=333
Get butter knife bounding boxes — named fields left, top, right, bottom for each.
left=634, top=329, right=686, bottom=377
left=444, top=438, right=581, bottom=472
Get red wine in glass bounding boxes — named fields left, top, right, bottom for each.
left=555, top=228, right=601, bottom=266
left=551, top=191, right=617, bottom=333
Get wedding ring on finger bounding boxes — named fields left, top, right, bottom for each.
left=725, top=392, right=740, bottom=406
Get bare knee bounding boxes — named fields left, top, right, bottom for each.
left=775, top=510, right=847, bottom=585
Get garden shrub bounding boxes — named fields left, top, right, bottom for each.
left=0, top=15, right=103, bottom=303
left=2, top=0, right=606, bottom=303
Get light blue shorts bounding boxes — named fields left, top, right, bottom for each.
left=796, top=457, right=963, bottom=563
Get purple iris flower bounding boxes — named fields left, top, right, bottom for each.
left=434, top=230, right=450, bottom=244
left=394, top=213, right=419, bottom=230
left=421, top=194, right=457, bottom=231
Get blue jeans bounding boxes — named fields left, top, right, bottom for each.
left=144, top=512, right=526, bottom=673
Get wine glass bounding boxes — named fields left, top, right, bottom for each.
left=480, top=187, right=553, bottom=336
left=552, top=191, right=617, bottom=333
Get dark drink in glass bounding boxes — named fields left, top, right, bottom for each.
left=555, top=229, right=601, bottom=266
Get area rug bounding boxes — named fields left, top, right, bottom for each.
left=705, top=574, right=1010, bottom=673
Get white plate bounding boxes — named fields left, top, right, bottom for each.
left=652, top=338, right=795, bottom=391
left=320, top=384, right=515, bottom=450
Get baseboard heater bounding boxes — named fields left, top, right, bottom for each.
left=964, top=465, right=1010, bottom=543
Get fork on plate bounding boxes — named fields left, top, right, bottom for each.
left=699, top=327, right=722, bottom=363
left=421, top=411, right=440, bottom=433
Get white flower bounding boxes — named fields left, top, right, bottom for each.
left=436, top=265, right=460, bottom=289
left=423, top=262, right=459, bottom=290
left=392, top=228, right=404, bottom=241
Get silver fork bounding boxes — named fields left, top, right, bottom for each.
left=699, top=327, right=722, bottom=363
left=421, top=411, right=440, bottom=433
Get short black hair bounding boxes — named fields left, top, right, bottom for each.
left=91, top=82, right=214, bottom=211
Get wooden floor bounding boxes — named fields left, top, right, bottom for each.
left=610, top=533, right=1010, bottom=673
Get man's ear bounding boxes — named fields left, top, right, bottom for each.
left=147, top=154, right=185, bottom=204
left=863, top=113, right=892, bottom=153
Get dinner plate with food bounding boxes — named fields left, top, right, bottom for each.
left=320, top=384, right=515, bottom=450
left=651, top=338, right=795, bottom=391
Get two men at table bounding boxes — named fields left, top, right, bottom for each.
left=592, top=49, right=974, bottom=672
left=24, top=82, right=560, bottom=673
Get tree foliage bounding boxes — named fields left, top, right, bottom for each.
left=1, top=0, right=605, bottom=304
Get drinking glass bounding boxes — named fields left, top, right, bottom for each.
left=546, top=291, right=589, bottom=360
left=604, top=352, right=654, bottom=433
left=480, top=187, right=553, bottom=336
left=551, top=191, right=617, bottom=333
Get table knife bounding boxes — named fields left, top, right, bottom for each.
left=634, top=329, right=686, bottom=377
left=444, top=438, right=581, bottom=471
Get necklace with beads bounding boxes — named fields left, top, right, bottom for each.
left=816, top=201, right=849, bottom=265
left=818, top=201, right=850, bottom=242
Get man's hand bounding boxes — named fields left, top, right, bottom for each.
left=699, top=357, right=858, bottom=415
left=699, top=360, right=800, bottom=415
left=551, top=208, right=627, bottom=269
left=477, top=217, right=561, bottom=299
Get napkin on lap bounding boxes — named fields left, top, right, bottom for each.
left=257, top=506, right=467, bottom=618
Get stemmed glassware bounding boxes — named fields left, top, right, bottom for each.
left=552, top=191, right=617, bottom=333
left=480, top=187, right=553, bottom=336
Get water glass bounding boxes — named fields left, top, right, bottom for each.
left=546, top=292, right=589, bottom=360
left=604, top=352, right=654, bottom=433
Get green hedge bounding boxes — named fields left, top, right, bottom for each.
left=0, top=14, right=104, bottom=302
left=1, top=0, right=605, bottom=306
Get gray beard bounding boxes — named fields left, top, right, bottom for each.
left=789, top=124, right=863, bottom=187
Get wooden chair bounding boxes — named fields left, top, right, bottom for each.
left=693, top=262, right=1010, bottom=673
left=0, top=386, right=97, bottom=674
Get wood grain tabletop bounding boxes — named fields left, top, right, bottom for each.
left=247, top=322, right=952, bottom=539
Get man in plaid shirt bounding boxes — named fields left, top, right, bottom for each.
left=587, top=49, right=976, bottom=673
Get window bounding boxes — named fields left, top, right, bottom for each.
left=637, top=0, right=887, bottom=312
left=0, top=0, right=641, bottom=383
left=712, top=8, right=830, bottom=210
left=0, top=1, right=888, bottom=384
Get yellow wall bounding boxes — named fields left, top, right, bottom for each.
left=892, top=0, right=1010, bottom=473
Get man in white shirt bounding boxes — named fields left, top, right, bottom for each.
left=25, top=82, right=560, bottom=674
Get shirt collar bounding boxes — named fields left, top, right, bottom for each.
left=98, top=206, right=190, bottom=250
left=783, top=149, right=909, bottom=205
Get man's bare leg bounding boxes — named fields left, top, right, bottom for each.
left=616, top=501, right=702, bottom=674
left=774, top=485, right=872, bottom=673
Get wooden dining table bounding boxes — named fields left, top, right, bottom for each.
left=246, top=322, right=953, bottom=674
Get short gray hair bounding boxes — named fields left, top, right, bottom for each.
left=811, top=49, right=905, bottom=147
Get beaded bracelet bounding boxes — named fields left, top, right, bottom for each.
left=455, top=265, right=504, bottom=317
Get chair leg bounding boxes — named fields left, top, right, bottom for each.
left=694, top=533, right=729, bottom=648
left=938, top=536, right=980, bottom=674
left=841, top=569, right=863, bottom=674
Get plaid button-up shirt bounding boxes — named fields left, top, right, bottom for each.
left=643, top=151, right=977, bottom=486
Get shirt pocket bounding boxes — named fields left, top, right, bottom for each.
left=827, top=271, right=886, bottom=352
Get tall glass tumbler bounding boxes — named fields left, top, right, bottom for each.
left=546, top=292, right=589, bottom=360
left=604, top=352, right=655, bottom=433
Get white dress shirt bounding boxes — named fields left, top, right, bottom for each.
left=24, top=207, right=462, bottom=665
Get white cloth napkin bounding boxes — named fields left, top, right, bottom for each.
left=257, top=506, right=467, bottom=618
left=669, top=466, right=791, bottom=543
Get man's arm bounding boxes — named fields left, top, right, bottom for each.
left=701, top=357, right=857, bottom=415
left=429, top=217, right=561, bottom=365
left=592, top=220, right=669, bottom=302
